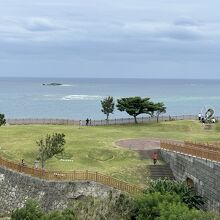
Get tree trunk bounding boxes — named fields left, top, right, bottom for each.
left=41, top=160, right=45, bottom=169
left=134, top=115, right=138, bottom=124
left=156, top=111, right=160, bottom=123
left=40, top=157, right=45, bottom=169
left=106, top=113, right=109, bottom=121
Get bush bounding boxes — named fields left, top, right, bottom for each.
left=145, top=179, right=205, bottom=209
left=135, top=192, right=220, bottom=220
left=42, top=209, right=76, bottom=220
left=11, top=199, right=44, bottom=220
left=11, top=200, right=76, bottom=220
left=135, top=192, right=181, bottom=220
left=0, top=114, right=6, bottom=126
left=11, top=194, right=220, bottom=220
left=157, top=201, right=218, bottom=220
left=70, top=192, right=137, bottom=219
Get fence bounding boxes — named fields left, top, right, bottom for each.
left=184, top=141, right=220, bottom=153
left=161, top=140, right=220, bottom=163
left=6, top=115, right=197, bottom=126
left=0, top=156, right=142, bottom=194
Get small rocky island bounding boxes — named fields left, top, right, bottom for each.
left=42, top=83, right=62, bottom=86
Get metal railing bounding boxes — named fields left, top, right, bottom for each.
left=0, top=156, right=142, bottom=194
left=184, top=141, right=220, bottom=153
left=161, top=140, right=220, bottom=162
left=6, top=115, right=197, bottom=126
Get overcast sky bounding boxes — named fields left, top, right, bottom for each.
left=1, top=0, right=220, bottom=79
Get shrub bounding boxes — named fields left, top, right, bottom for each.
left=145, top=179, right=205, bottom=209
left=0, top=114, right=6, bottom=126
left=11, top=199, right=44, bottom=220
left=135, top=192, right=181, bottom=220
left=42, top=209, right=76, bottom=220
left=135, top=192, right=220, bottom=220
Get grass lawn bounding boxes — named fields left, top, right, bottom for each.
left=0, top=120, right=220, bottom=186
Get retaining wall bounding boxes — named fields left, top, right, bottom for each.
left=161, top=149, right=220, bottom=213
left=0, top=166, right=119, bottom=215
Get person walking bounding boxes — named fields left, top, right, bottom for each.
left=79, top=120, right=82, bottom=129
left=152, top=152, right=158, bottom=165
left=21, top=159, right=25, bottom=166
left=198, top=113, right=202, bottom=121
left=86, top=118, right=89, bottom=126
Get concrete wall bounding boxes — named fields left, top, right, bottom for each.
left=0, top=166, right=119, bottom=215
left=161, top=149, right=220, bottom=213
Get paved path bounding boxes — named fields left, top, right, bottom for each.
left=116, top=138, right=175, bottom=178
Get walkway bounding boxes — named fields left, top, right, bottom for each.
left=116, top=138, right=174, bottom=179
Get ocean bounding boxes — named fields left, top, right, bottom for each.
left=0, top=77, right=219, bottom=119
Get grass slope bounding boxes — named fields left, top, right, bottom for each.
left=0, top=120, right=220, bottom=185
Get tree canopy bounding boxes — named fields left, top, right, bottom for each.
left=153, top=102, right=166, bottom=123
left=116, top=97, right=155, bottom=123
left=101, top=96, right=114, bottom=120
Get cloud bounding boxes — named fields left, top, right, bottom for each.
left=24, top=18, right=60, bottom=32
left=123, top=21, right=205, bottom=41
left=1, top=0, right=220, bottom=79
left=157, top=26, right=203, bottom=41
left=174, top=17, right=199, bottom=27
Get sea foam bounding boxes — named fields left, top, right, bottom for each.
left=61, top=95, right=104, bottom=101
left=59, top=84, right=74, bottom=87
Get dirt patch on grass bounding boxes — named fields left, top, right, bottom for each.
left=116, top=138, right=160, bottom=150
left=116, top=139, right=161, bottom=160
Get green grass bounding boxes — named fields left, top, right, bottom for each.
left=0, top=120, right=220, bottom=186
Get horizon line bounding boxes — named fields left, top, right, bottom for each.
left=0, top=76, right=220, bottom=80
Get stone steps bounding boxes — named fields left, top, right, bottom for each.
left=149, top=164, right=174, bottom=180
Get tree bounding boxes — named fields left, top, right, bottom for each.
left=0, top=113, right=6, bottom=126
left=36, top=133, right=66, bottom=169
left=101, top=96, right=115, bottom=120
left=116, top=97, right=154, bottom=123
left=154, top=102, right=166, bottom=123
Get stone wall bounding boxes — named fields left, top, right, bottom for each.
left=161, top=149, right=220, bottom=213
left=0, top=166, right=119, bottom=215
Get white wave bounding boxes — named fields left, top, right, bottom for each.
left=59, top=84, right=74, bottom=87
left=44, top=94, right=54, bottom=97
left=41, top=94, right=59, bottom=100
left=61, top=95, right=104, bottom=101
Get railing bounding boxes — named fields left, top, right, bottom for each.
left=161, top=140, right=220, bottom=162
left=184, top=141, right=220, bottom=153
left=0, top=156, right=142, bottom=194
left=6, top=115, right=197, bottom=126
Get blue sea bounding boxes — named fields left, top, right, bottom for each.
left=0, top=77, right=220, bottom=119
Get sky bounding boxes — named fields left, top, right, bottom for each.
left=0, top=0, right=220, bottom=79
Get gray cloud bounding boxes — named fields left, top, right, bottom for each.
left=174, top=17, right=199, bottom=27
left=0, top=0, right=220, bottom=78
left=157, top=27, right=203, bottom=41
left=123, top=21, right=206, bottom=41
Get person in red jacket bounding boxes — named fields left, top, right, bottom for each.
left=152, top=152, right=158, bottom=165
